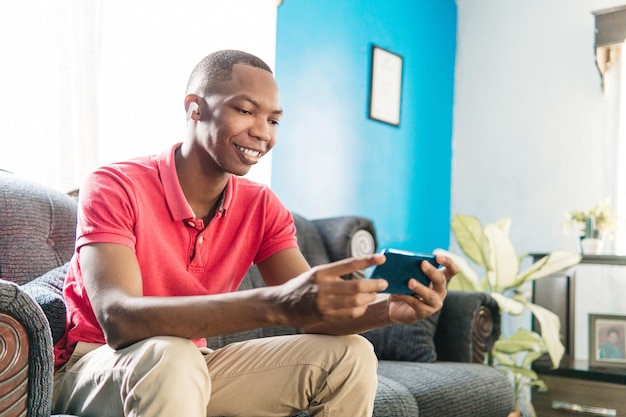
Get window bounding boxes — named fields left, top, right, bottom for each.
left=0, top=1, right=277, bottom=192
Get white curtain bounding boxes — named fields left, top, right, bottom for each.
left=0, top=0, right=277, bottom=192
left=600, top=44, right=626, bottom=254
left=0, top=1, right=101, bottom=192
left=613, top=46, right=626, bottom=254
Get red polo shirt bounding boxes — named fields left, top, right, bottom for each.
left=54, top=143, right=298, bottom=368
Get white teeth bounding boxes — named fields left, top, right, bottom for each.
left=237, top=146, right=261, bottom=157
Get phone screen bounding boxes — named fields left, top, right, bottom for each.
left=365, top=249, right=439, bottom=294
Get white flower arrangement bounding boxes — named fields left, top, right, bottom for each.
left=563, top=198, right=618, bottom=239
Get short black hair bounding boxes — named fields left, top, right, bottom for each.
left=607, top=327, right=621, bottom=337
left=186, top=49, right=273, bottom=96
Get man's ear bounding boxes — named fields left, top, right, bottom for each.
left=184, top=95, right=201, bottom=120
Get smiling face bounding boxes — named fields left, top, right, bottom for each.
left=189, top=63, right=282, bottom=177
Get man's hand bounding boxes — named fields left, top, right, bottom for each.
left=267, top=252, right=459, bottom=335
left=271, top=254, right=388, bottom=328
left=387, top=254, right=459, bottom=324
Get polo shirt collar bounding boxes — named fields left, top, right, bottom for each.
left=158, top=143, right=233, bottom=222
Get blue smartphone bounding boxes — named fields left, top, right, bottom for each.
left=365, top=248, right=440, bottom=294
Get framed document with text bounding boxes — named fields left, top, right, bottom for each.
left=368, top=45, right=403, bottom=127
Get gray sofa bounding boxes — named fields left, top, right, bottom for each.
left=0, top=171, right=515, bottom=417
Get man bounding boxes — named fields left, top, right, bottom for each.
left=52, top=49, right=457, bottom=417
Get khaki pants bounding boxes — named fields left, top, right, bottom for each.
left=52, top=334, right=378, bottom=417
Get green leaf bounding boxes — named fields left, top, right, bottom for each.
left=530, top=379, right=548, bottom=393
left=433, top=249, right=482, bottom=291
left=510, top=292, right=528, bottom=304
left=494, top=329, right=546, bottom=354
left=450, top=214, right=492, bottom=269
left=494, top=217, right=512, bottom=236
left=522, top=350, right=545, bottom=369
left=491, top=292, right=525, bottom=315
left=514, top=250, right=581, bottom=287
left=492, top=350, right=515, bottom=366
left=446, top=270, right=481, bottom=291
left=484, top=222, right=519, bottom=291
left=495, top=364, right=541, bottom=381
left=486, top=270, right=497, bottom=292
left=527, top=302, right=565, bottom=368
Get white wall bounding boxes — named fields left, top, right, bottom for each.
left=574, top=264, right=626, bottom=360
left=0, top=0, right=277, bottom=192
left=454, top=0, right=626, bottom=361
left=453, top=0, right=626, bottom=256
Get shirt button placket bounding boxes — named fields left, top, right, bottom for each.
left=186, top=219, right=201, bottom=266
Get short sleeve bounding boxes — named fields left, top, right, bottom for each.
left=252, top=187, right=298, bottom=264
left=75, top=167, right=138, bottom=251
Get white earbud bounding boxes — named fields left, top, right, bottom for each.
left=187, top=102, right=199, bottom=119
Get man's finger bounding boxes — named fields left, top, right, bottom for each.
left=319, top=277, right=388, bottom=294
left=313, top=253, right=386, bottom=280
left=435, top=254, right=460, bottom=280
left=317, top=291, right=380, bottom=311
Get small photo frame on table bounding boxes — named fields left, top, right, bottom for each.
left=589, top=313, right=626, bottom=369
left=368, top=45, right=403, bottom=127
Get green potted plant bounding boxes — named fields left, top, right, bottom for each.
left=435, top=214, right=582, bottom=416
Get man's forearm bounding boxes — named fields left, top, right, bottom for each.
left=101, top=287, right=284, bottom=349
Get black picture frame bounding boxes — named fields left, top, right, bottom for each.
left=368, top=45, right=403, bottom=127
left=589, top=313, right=626, bottom=369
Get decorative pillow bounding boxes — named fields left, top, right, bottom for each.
left=311, top=216, right=377, bottom=262
left=362, top=310, right=441, bottom=363
left=311, top=216, right=377, bottom=279
left=21, top=262, right=69, bottom=344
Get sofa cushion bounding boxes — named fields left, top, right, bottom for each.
left=291, top=213, right=331, bottom=267
left=373, top=374, right=419, bottom=416
left=21, top=262, right=69, bottom=344
left=285, top=374, right=419, bottom=417
left=0, top=172, right=77, bottom=285
left=377, top=361, right=515, bottom=417
left=362, top=311, right=440, bottom=363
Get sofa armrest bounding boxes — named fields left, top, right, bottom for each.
left=21, top=262, right=69, bottom=344
left=0, top=279, right=54, bottom=417
left=434, top=291, right=501, bottom=364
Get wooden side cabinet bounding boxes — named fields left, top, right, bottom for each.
left=530, top=255, right=626, bottom=416
left=532, top=361, right=626, bottom=417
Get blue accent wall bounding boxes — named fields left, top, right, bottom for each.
left=273, top=0, right=457, bottom=252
